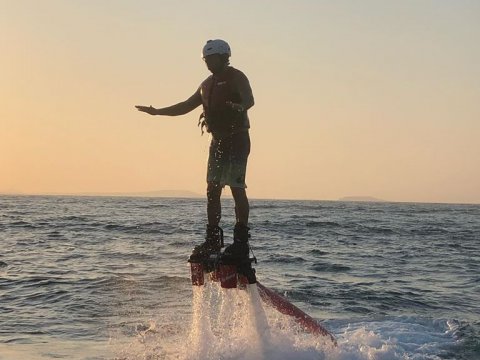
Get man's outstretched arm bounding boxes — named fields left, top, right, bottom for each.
left=136, top=90, right=202, bottom=116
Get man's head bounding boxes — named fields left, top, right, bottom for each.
left=202, top=39, right=231, bottom=74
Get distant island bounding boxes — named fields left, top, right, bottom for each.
left=338, top=196, right=386, bottom=202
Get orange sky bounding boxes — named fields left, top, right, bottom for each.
left=1, top=1, right=479, bottom=203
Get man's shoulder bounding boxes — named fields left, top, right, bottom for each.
left=200, top=74, right=214, bottom=87
left=228, top=66, right=247, bottom=76
left=226, top=66, right=249, bottom=83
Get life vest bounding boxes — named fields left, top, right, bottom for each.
left=199, top=66, right=250, bottom=138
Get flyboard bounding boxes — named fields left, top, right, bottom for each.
left=188, top=249, right=337, bottom=345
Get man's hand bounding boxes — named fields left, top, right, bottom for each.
left=135, top=105, right=157, bottom=115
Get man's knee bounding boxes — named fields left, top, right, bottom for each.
left=207, top=182, right=222, bottom=198
left=231, top=187, right=247, bottom=200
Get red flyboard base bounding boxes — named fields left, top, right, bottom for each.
left=256, top=282, right=337, bottom=346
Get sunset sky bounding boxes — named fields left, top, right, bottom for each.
left=1, top=1, right=479, bottom=204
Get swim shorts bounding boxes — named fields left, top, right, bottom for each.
left=207, top=131, right=251, bottom=188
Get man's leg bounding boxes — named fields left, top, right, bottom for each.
left=223, top=186, right=250, bottom=262
left=231, top=186, right=249, bottom=225
left=222, top=131, right=251, bottom=261
left=189, top=181, right=223, bottom=261
left=207, top=181, right=222, bottom=226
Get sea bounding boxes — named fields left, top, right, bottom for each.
left=0, top=195, right=479, bottom=360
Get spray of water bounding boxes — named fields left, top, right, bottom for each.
left=111, top=278, right=458, bottom=360
left=185, top=282, right=272, bottom=359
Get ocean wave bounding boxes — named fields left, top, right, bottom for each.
left=308, top=249, right=329, bottom=256
left=311, top=262, right=351, bottom=273
left=342, top=222, right=397, bottom=235
left=408, top=225, right=452, bottom=236
left=8, top=221, right=38, bottom=229
left=306, top=221, right=342, bottom=228
left=263, top=254, right=307, bottom=263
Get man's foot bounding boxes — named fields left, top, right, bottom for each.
left=222, top=223, right=250, bottom=264
left=189, top=225, right=224, bottom=262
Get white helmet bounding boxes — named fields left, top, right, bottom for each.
left=202, top=39, right=231, bottom=58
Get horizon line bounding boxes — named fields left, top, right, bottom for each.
left=0, top=191, right=478, bottom=206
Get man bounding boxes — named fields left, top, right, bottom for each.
left=136, top=39, right=254, bottom=263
